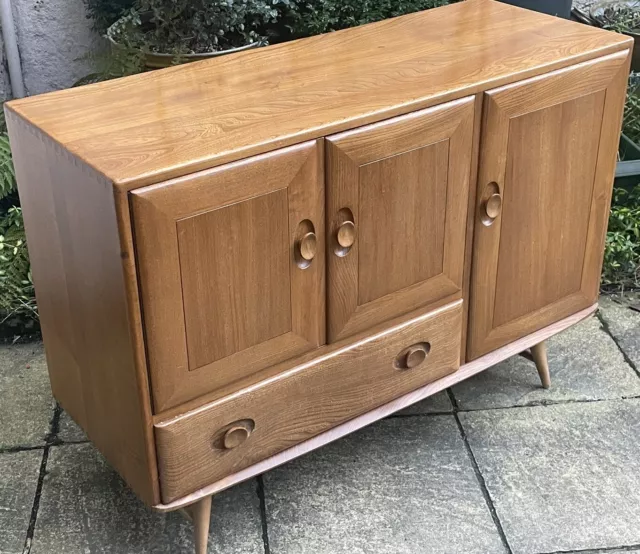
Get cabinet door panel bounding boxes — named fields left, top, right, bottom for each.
left=178, top=190, right=291, bottom=367
left=326, top=97, right=475, bottom=342
left=132, top=141, right=325, bottom=411
left=468, top=50, right=630, bottom=360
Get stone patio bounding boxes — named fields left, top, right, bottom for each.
left=1, top=295, right=639, bottom=554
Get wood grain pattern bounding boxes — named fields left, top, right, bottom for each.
left=132, top=141, right=325, bottom=411
left=531, top=341, right=551, bottom=389
left=155, top=301, right=463, bottom=503
left=357, top=141, right=448, bottom=304
left=5, top=114, right=159, bottom=505
left=177, top=189, right=291, bottom=367
left=185, top=496, right=212, bottom=554
left=6, top=0, right=631, bottom=189
left=493, top=92, right=604, bottom=327
left=153, top=303, right=597, bottom=512
left=467, top=50, right=630, bottom=360
left=326, top=97, right=475, bottom=341
left=460, top=94, right=484, bottom=363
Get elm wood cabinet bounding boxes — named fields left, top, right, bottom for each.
left=5, top=1, right=631, bottom=551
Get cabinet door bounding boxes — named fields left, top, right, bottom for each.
left=132, top=141, right=325, bottom=411
left=468, top=51, right=630, bottom=360
left=326, top=97, right=475, bottom=342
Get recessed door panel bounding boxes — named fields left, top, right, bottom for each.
left=326, top=97, right=475, bottom=342
left=468, top=50, right=630, bottom=360
left=132, top=141, right=325, bottom=411
left=358, top=141, right=449, bottom=305
left=493, top=93, right=604, bottom=328
left=177, top=189, right=291, bottom=368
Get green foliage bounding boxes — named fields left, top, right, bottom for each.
left=0, top=206, right=37, bottom=333
left=604, top=184, right=640, bottom=290
left=83, top=0, right=134, bottom=33
left=108, top=0, right=292, bottom=55
left=74, top=44, right=145, bottom=86
left=623, top=72, right=640, bottom=146
left=0, top=111, right=16, bottom=201
left=595, top=3, right=640, bottom=34
left=0, top=104, right=36, bottom=335
left=276, top=0, right=451, bottom=40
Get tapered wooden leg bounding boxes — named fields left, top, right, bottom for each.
left=183, top=496, right=212, bottom=554
left=530, top=341, right=551, bottom=389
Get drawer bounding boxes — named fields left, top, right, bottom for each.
left=155, top=300, right=462, bottom=503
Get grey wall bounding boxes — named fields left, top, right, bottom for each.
left=1, top=0, right=100, bottom=99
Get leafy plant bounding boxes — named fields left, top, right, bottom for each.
left=0, top=110, right=16, bottom=202
left=0, top=206, right=37, bottom=333
left=275, top=0, right=451, bottom=41
left=108, top=0, right=291, bottom=55
left=594, top=2, right=640, bottom=34
left=603, top=184, right=640, bottom=290
left=83, top=0, right=135, bottom=33
left=74, top=43, right=145, bottom=86
left=622, top=72, right=640, bottom=146
left=0, top=105, right=37, bottom=336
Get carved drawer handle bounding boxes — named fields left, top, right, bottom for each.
left=484, top=192, right=503, bottom=221
left=337, top=220, right=356, bottom=249
left=395, top=342, right=431, bottom=370
left=294, top=220, right=317, bottom=269
left=223, top=422, right=253, bottom=450
left=298, top=231, right=318, bottom=262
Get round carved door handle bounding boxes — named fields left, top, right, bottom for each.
left=337, top=220, right=356, bottom=248
left=298, top=231, right=317, bottom=261
left=396, top=343, right=431, bottom=370
left=404, top=345, right=429, bottom=369
left=484, top=193, right=503, bottom=219
left=223, top=423, right=252, bottom=449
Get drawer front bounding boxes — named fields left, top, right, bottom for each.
left=155, top=300, right=462, bottom=503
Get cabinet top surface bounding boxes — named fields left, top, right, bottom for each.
left=7, top=0, right=630, bottom=188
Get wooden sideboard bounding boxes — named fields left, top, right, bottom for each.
left=6, top=0, right=631, bottom=551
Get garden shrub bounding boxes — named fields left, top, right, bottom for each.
left=603, top=73, right=640, bottom=292
left=83, top=0, right=134, bottom=33
left=273, top=0, right=452, bottom=41
left=108, top=0, right=292, bottom=55
left=0, top=111, right=37, bottom=336
left=604, top=184, right=640, bottom=291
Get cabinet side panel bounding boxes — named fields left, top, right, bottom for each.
left=6, top=111, right=159, bottom=506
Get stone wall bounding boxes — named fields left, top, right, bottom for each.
left=1, top=0, right=100, bottom=99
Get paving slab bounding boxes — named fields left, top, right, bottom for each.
left=0, top=342, right=54, bottom=449
left=599, top=295, right=640, bottom=373
left=264, top=416, right=506, bottom=554
left=460, top=399, right=640, bottom=554
left=0, top=450, right=42, bottom=554
left=57, top=410, right=87, bottom=443
left=452, top=316, right=640, bottom=410
left=581, top=550, right=640, bottom=554
left=31, top=444, right=264, bottom=554
left=395, top=390, right=453, bottom=415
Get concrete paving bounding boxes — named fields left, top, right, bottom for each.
left=0, top=342, right=53, bottom=449
left=452, top=315, right=640, bottom=410
left=461, top=400, right=640, bottom=554
left=30, top=444, right=264, bottom=554
left=264, top=417, right=506, bottom=554
left=599, top=295, right=640, bottom=372
left=1, top=296, right=639, bottom=554
left=0, top=450, right=42, bottom=554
